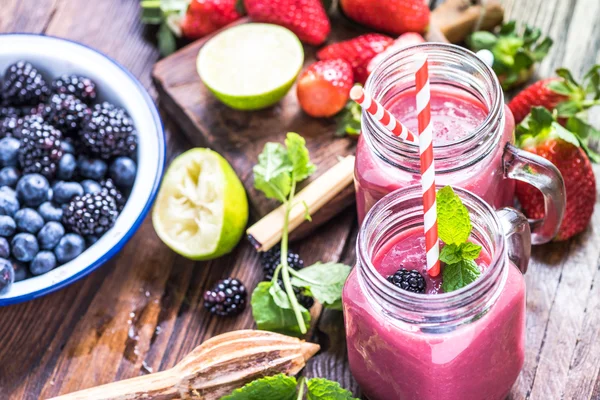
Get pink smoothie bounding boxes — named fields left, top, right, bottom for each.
left=343, top=228, right=526, bottom=400
left=355, top=87, right=516, bottom=222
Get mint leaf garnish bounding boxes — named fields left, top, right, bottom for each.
left=222, top=374, right=298, bottom=400
left=285, top=132, right=316, bottom=183
left=436, top=186, right=483, bottom=292
left=252, top=133, right=317, bottom=335
left=460, top=242, right=482, bottom=260
left=251, top=282, right=311, bottom=336
left=222, top=374, right=358, bottom=400
left=253, top=142, right=293, bottom=202
left=307, top=378, right=359, bottom=400
left=442, top=259, right=481, bottom=293
left=436, top=186, right=472, bottom=245
left=291, top=263, right=351, bottom=310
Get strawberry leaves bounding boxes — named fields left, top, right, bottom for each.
left=545, top=65, right=600, bottom=118
left=468, top=21, right=553, bottom=90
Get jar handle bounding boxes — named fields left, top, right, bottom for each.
left=496, top=207, right=531, bottom=274
left=503, top=143, right=566, bottom=245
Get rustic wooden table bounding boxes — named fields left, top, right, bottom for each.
left=0, top=0, right=599, bottom=399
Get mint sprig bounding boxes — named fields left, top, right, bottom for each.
left=222, top=374, right=358, bottom=400
left=251, top=133, right=350, bottom=335
left=436, top=186, right=483, bottom=292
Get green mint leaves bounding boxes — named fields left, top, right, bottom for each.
left=222, top=374, right=298, bottom=400
left=251, top=282, right=311, bottom=336
left=436, top=186, right=472, bottom=245
left=442, top=260, right=482, bottom=293
left=252, top=133, right=349, bottom=336
left=222, top=374, right=358, bottom=400
left=251, top=262, right=351, bottom=336
left=253, top=133, right=316, bottom=202
left=436, top=186, right=482, bottom=292
left=291, top=263, right=351, bottom=310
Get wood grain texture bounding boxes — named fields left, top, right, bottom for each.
left=0, top=1, right=599, bottom=400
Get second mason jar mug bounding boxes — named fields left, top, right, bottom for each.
left=343, top=185, right=531, bottom=400
left=354, top=43, right=565, bottom=244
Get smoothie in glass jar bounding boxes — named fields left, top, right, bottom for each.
left=354, top=44, right=565, bottom=244
left=343, top=186, right=530, bottom=400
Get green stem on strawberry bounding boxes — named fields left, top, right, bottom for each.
left=296, top=377, right=306, bottom=400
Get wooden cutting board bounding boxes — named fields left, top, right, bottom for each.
left=151, top=1, right=503, bottom=239
left=152, top=14, right=364, bottom=239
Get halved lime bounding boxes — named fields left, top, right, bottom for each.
left=152, top=148, right=248, bottom=260
left=197, top=23, right=304, bottom=110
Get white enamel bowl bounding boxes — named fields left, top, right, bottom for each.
left=0, top=34, right=165, bottom=305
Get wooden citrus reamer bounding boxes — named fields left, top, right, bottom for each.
left=49, top=330, right=320, bottom=400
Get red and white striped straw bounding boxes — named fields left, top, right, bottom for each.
left=415, top=55, right=440, bottom=277
left=350, top=86, right=417, bottom=143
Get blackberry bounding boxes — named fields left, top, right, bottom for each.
left=387, top=268, right=426, bottom=294
left=0, top=106, right=20, bottom=120
left=203, top=278, right=247, bottom=317
left=80, top=102, right=137, bottom=159
left=274, top=280, right=314, bottom=309
left=40, top=93, right=90, bottom=135
left=100, top=178, right=126, bottom=211
left=17, top=118, right=63, bottom=179
left=260, top=245, right=304, bottom=281
left=2, top=61, right=49, bottom=106
left=52, top=74, right=97, bottom=104
left=62, top=191, right=118, bottom=236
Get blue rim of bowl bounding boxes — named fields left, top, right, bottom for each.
left=0, top=33, right=166, bottom=306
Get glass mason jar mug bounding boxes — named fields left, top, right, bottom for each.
left=343, top=186, right=530, bottom=400
left=355, top=43, right=565, bottom=244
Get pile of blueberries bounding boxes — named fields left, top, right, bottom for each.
left=0, top=60, right=138, bottom=295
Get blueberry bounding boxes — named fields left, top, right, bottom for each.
left=81, top=179, right=102, bottom=194
left=0, top=237, right=9, bottom=258
left=0, top=258, right=14, bottom=294
left=53, top=181, right=84, bottom=204
left=78, top=156, right=107, bottom=181
left=0, top=187, right=19, bottom=216
left=61, top=140, right=75, bottom=154
left=11, top=258, right=28, bottom=282
left=0, top=215, right=16, bottom=236
left=15, top=208, right=44, bottom=234
left=57, top=153, right=77, bottom=180
left=85, top=235, right=99, bottom=246
left=37, top=221, right=65, bottom=250
left=0, top=167, right=20, bottom=187
left=38, top=201, right=63, bottom=222
left=30, top=251, right=57, bottom=275
left=0, top=137, right=20, bottom=167
left=109, top=157, right=136, bottom=188
left=11, top=233, right=39, bottom=262
left=16, top=174, right=50, bottom=207
left=54, top=233, right=85, bottom=264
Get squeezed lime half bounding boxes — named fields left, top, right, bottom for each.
left=152, top=148, right=248, bottom=260
left=197, top=23, right=304, bottom=110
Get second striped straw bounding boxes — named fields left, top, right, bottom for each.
left=414, top=54, right=440, bottom=277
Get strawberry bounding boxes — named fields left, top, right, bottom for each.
left=367, top=32, right=426, bottom=76
left=468, top=21, right=553, bottom=90
left=297, top=59, right=354, bottom=118
left=181, top=0, right=241, bottom=39
left=509, top=65, right=600, bottom=124
left=243, top=0, right=330, bottom=45
left=339, top=0, right=430, bottom=36
left=515, top=107, right=598, bottom=241
left=140, top=0, right=241, bottom=56
left=317, top=34, right=394, bottom=85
